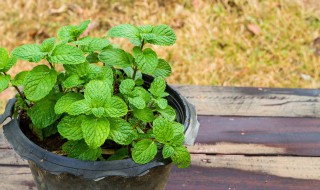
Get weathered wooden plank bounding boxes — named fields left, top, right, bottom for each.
left=188, top=116, right=320, bottom=156
left=2, top=116, right=320, bottom=156
left=0, top=166, right=36, bottom=190
left=3, top=164, right=320, bottom=190
left=167, top=165, right=320, bottom=190
left=190, top=154, right=320, bottom=180
left=2, top=141, right=320, bottom=181
left=1, top=154, right=320, bottom=190
left=0, top=148, right=29, bottom=165
left=174, top=85, right=320, bottom=117
left=0, top=148, right=320, bottom=189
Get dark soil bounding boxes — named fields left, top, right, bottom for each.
left=19, top=111, right=66, bottom=152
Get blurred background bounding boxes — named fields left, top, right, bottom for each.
left=0, top=0, right=319, bottom=109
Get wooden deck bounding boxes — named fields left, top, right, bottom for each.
left=1, top=85, right=320, bottom=190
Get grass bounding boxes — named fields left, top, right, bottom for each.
left=0, top=0, right=319, bottom=111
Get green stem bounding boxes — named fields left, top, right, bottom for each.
left=132, top=120, right=142, bottom=129
left=140, top=39, right=145, bottom=49
left=48, top=62, right=54, bottom=69
left=132, top=66, right=138, bottom=80
left=101, top=149, right=115, bottom=155
left=3, top=72, right=31, bottom=108
left=48, top=61, right=63, bottom=92
left=148, top=100, right=155, bottom=108
left=132, top=39, right=145, bottom=80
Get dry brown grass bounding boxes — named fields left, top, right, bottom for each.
left=0, top=0, right=320, bottom=110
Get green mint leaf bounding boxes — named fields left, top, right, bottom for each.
left=68, top=99, right=92, bottom=115
left=85, top=63, right=101, bottom=79
left=57, top=115, right=84, bottom=140
left=62, top=75, right=84, bottom=88
left=43, top=124, right=58, bottom=139
left=84, top=80, right=112, bottom=107
left=41, top=37, right=56, bottom=52
left=76, top=20, right=90, bottom=36
left=109, top=118, right=137, bottom=145
left=0, top=48, right=9, bottom=66
left=132, top=87, right=151, bottom=103
left=133, top=107, right=155, bottom=122
left=108, top=24, right=141, bottom=46
left=172, top=122, right=185, bottom=136
left=137, top=133, right=155, bottom=139
left=119, top=78, right=135, bottom=95
left=0, top=74, right=10, bottom=93
left=92, top=107, right=105, bottom=118
left=98, top=47, right=133, bottom=68
left=62, top=140, right=101, bottom=161
left=107, top=148, right=129, bottom=161
left=169, top=122, right=185, bottom=146
left=3, top=57, right=17, bottom=72
left=73, top=36, right=92, bottom=45
left=133, top=47, right=158, bottom=74
left=162, top=144, right=174, bottom=158
left=152, top=59, right=172, bottom=78
left=149, top=77, right=166, bottom=98
left=153, top=117, right=174, bottom=144
left=11, top=71, right=28, bottom=86
left=140, top=24, right=176, bottom=46
left=57, top=20, right=90, bottom=42
left=54, top=92, right=84, bottom=114
left=93, top=66, right=114, bottom=83
left=161, top=92, right=170, bottom=97
left=156, top=98, right=167, bottom=109
left=104, top=96, right=128, bottom=117
left=135, top=78, right=144, bottom=86
left=170, top=133, right=185, bottom=146
left=48, top=44, right=85, bottom=65
left=58, top=25, right=78, bottom=42
left=86, top=52, right=99, bottom=63
left=156, top=105, right=176, bottom=121
left=77, top=37, right=110, bottom=52
left=171, top=146, right=191, bottom=168
left=128, top=97, right=146, bottom=109
left=28, top=93, right=62, bottom=129
left=138, top=25, right=153, bottom=33
left=23, top=65, right=57, bottom=101
left=12, top=44, right=46, bottom=62
left=81, top=117, right=110, bottom=149
left=0, top=48, right=15, bottom=72
left=132, top=139, right=157, bottom=164
left=64, top=62, right=89, bottom=77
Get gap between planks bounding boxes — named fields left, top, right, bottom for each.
left=174, top=85, right=320, bottom=117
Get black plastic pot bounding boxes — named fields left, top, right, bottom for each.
left=0, top=78, right=199, bottom=190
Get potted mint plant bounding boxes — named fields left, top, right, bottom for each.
left=0, top=21, right=199, bottom=190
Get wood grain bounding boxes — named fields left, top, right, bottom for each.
left=0, top=126, right=10, bottom=149
left=191, top=154, right=320, bottom=180
left=174, top=85, right=320, bottom=117
left=0, top=148, right=29, bottom=166
left=167, top=165, right=320, bottom=190
left=0, top=166, right=36, bottom=190
left=189, top=115, right=320, bottom=156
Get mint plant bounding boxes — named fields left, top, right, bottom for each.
left=0, top=21, right=190, bottom=168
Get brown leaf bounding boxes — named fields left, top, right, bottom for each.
left=49, top=5, right=67, bottom=14
left=312, top=37, right=320, bottom=56
left=247, top=24, right=261, bottom=35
